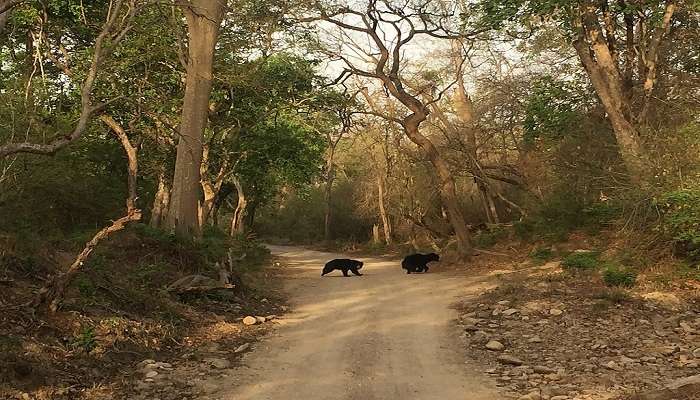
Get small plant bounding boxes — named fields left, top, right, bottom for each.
left=562, top=251, right=599, bottom=270
left=473, top=225, right=508, bottom=248
left=71, top=327, right=97, bottom=353
left=530, top=247, right=554, bottom=264
left=602, top=264, right=637, bottom=287
left=594, top=288, right=632, bottom=304
left=75, top=275, right=97, bottom=297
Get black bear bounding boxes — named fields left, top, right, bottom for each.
left=402, top=253, right=440, bottom=274
left=322, top=259, right=364, bottom=277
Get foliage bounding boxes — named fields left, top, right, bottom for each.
left=602, top=264, right=637, bottom=287
left=71, top=327, right=97, bottom=353
left=529, top=247, right=554, bottom=264
left=656, top=188, right=700, bottom=258
left=523, top=76, right=588, bottom=145
left=473, top=225, right=508, bottom=248
left=561, top=251, right=600, bottom=271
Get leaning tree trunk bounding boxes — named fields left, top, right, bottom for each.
left=33, top=115, right=141, bottom=312
left=165, top=0, right=223, bottom=237
left=404, top=116, right=472, bottom=256
left=574, top=8, right=648, bottom=184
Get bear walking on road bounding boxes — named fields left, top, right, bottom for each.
left=402, top=253, right=440, bottom=274
left=322, top=259, right=364, bottom=277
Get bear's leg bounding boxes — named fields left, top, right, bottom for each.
left=423, top=265, right=429, bottom=272
left=350, top=268, right=363, bottom=276
left=342, top=268, right=350, bottom=277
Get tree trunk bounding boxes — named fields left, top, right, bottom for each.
left=230, top=175, right=247, bottom=235
left=377, top=175, right=392, bottom=245
left=573, top=33, right=647, bottom=184
left=404, top=116, right=472, bottom=256
left=150, top=172, right=170, bottom=228
left=372, top=224, right=380, bottom=245
left=165, top=0, right=223, bottom=237
left=324, top=149, right=335, bottom=242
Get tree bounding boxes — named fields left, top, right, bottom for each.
left=477, top=0, right=686, bottom=184
left=310, top=0, right=477, bottom=256
left=164, top=0, right=225, bottom=237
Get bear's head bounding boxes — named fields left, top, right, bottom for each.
left=355, top=261, right=364, bottom=269
left=427, top=253, right=440, bottom=262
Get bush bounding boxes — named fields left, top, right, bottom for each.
left=657, top=188, right=700, bottom=259
left=529, top=247, right=554, bottom=264
left=602, top=264, right=637, bottom=287
left=473, top=225, right=508, bottom=248
left=562, top=251, right=599, bottom=270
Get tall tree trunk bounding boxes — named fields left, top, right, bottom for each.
left=573, top=34, right=647, bottom=184
left=573, top=4, right=652, bottom=184
left=377, top=175, right=392, bottom=245
left=404, top=116, right=472, bottom=256
left=230, top=175, right=247, bottom=235
left=150, top=172, right=170, bottom=228
left=165, top=0, right=223, bottom=237
left=452, top=40, right=501, bottom=224
left=362, top=88, right=473, bottom=256
left=324, top=149, right=335, bottom=242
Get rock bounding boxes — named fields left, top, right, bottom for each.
left=486, top=340, right=505, bottom=351
left=666, top=374, right=700, bottom=390
left=255, top=316, right=266, bottom=323
left=518, top=392, right=542, bottom=400
left=503, top=308, right=519, bottom=316
left=604, top=361, right=623, bottom=371
left=464, top=324, right=479, bottom=332
left=140, top=359, right=156, bottom=366
left=680, top=321, right=695, bottom=333
left=550, top=396, right=569, bottom=400
left=234, top=343, right=251, bottom=353
left=145, top=370, right=159, bottom=378
left=242, top=316, right=257, bottom=326
left=642, top=292, right=682, bottom=309
left=528, top=336, right=543, bottom=343
left=265, top=315, right=277, bottom=320
left=497, top=355, right=524, bottom=366
left=693, top=348, right=700, bottom=358
left=549, top=308, right=563, bottom=316
left=207, top=358, right=231, bottom=369
left=533, top=365, right=556, bottom=374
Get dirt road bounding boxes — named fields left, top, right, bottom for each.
left=218, top=246, right=499, bottom=400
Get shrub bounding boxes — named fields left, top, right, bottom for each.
left=657, top=188, right=700, bottom=259
left=594, top=288, right=632, bottom=304
left=530, top=247, right=554, bottom=264
left=602, top=264, right=637, bottom=287
left=71, top=327, right=97, bottom=353
left=561, top=251, right=599, bottom=270
left=473, top=225, right=508, bottom=248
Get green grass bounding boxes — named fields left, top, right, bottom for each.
left=562, top=251, right=600, bottom=270
left=602, top=264, right=637, bottom=287
left=530, top=247, right=554, bottom=265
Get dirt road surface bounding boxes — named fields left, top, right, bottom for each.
left=218, top=246, right=500, bottom=400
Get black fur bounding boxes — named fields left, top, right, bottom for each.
left=401, top=253, right=440, bottom=274
left=322, top=259, right=364, bottom=277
